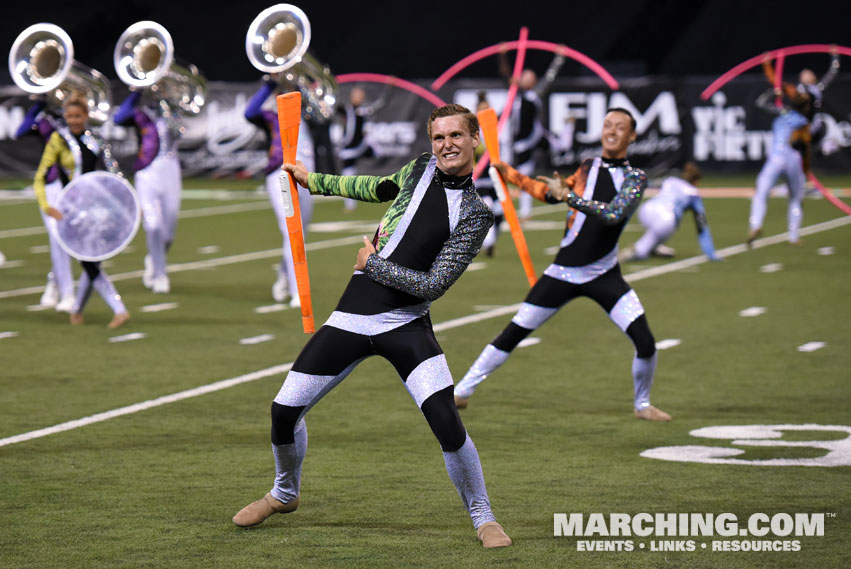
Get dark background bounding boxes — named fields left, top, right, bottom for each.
left=2, top=0, right=848, bottom=84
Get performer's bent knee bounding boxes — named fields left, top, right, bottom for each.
left=420, top=387, right=467, bottom=452
left=493, top=322, right=532, bottom=352
left=271, top=401, right=305, bottom=445
left=626, top=315, right=656, bottom=358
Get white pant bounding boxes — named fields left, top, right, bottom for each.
left=136, top=154, right=182, bottom=277
left=40, top=179, right=74, bottom=296
left=266, top=172, right=314, bottom=298
left=634, top=201, right=677, bottom=259
left=750, top=149, right=805, bottom=241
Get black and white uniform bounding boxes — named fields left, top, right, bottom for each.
left=264, top=154, right=500, bottom=529
left=455, top=157, right=660, bottom=411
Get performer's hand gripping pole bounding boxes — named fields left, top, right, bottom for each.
left=477, top=107, right=537, bottom=287
left=276, top=92, right=315, bottom=333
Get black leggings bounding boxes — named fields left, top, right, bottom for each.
left=271, top=317, right=467, bottom=452
left=493, top=269, right=657, bottom=358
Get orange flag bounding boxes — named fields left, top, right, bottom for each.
left=276, top=92, right=314, bottom=333
left=477, top=107, right=537, bottom=287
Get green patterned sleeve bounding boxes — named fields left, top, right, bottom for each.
left=307, top=158, right=417, bottom=203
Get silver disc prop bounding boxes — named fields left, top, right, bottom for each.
left=53, top=171, right=141, bottom=262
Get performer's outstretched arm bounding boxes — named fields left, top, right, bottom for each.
left=495, top=161, right=578, bottom=203
left=818, top=50, right=840, bottom=91
left=113, top=91, right=142, bottom=126
left=307, top=157, right=417, bottom=203
left=689, top=196, right=719, bottom=260
left=565, top=169, right=647, bottom=225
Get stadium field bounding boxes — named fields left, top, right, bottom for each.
left=1, top=185, right=849, bottom=569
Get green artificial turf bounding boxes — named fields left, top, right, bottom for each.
left=1, top=188, right=849, bottom=569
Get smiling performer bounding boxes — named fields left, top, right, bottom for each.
left=233, top=104, right=511, bottom=548
left=454, top=108, right=670, bottom=422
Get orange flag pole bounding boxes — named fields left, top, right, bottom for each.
left=477, top=107, right=537, bottom=287
left=276, top=92, right=314, bottom=333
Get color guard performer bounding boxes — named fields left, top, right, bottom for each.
left=233, top=104, right=512, bottom=548
left=454, top=108, right=671, bottom=422
left=621, top=162, right=719, bottom=262
left=748, top=57, right=814, bottom=246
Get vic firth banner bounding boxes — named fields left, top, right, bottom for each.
left=1, top=75, right=849, bottom=180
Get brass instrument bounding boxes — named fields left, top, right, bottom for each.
left=8, top=23, right=112, bottom=124
left=246, top=4, right=338, bottom=122
left=113, top=21, right=206, bottom=115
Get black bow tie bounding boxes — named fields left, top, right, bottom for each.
left=602, top=157, right=629, bottom=168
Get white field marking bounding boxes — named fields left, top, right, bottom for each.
left=254, top=304, right=288, bottom=314
left=0, top=331, right=19, bottom=339
left=473, top=304, right=510, bottom=311
left=432, top=304, right=522, bottom=333
left=0, top=201, right=272, bottom=241
left=109, top=333, right=146, bottom=343
left=739, top=306, right=767, bottom=317
left=0, top=234, right=365, bottom=299
left=655, top=339, right=682, bottom=350
left=0, top=260, right=24, bottom=269
left=0, top=363, right=294, bottom=448
left=26, top=304, right=52, bottom=312
left=29, top=245, right=50, bottom=254
left=520, top=220, right=566, bottom=230
left=0, top=226, right=45, bottom=239
left=517, top=337, right=541, bottom=348
left=466, top=262, right=487, bottom=271
left=310, top=220, right=380, bottom=233
left=544, top=246, right=560, bottom=256
left=197, top=245, right=220, bottom=255
left=760, top=263, right=783, bottom=273
left=240, top=334, right=275, bottom=345
left=3, top=215, right=851, bottom=448
left=798, top=342, right=826, bottom=352
left=622, top=215, right=851, bottom=282
left=818, top=246, right=834, bottom=255
left=176, top=201, right=270, bottom=219
left=140, top=302, right=179, bottom=313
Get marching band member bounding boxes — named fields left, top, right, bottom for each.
left=474, top=93, right=504, bottom=256
left=114, top=90, right=183, bottom=294
left=337, top=86, right=386, bottom=212
left=244, top=75, right=315, bottom=306
left=499, top=46, right=565, bottom=221
left=34, top=95, right=130, bottom=328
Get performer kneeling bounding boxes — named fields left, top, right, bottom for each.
left=454, top=108, right=670, bottom=422
left=233, top=104, right=511, bottom=548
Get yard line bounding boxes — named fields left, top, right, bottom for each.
left=0, top=364, right=294, bottom=448
left=0, top=235, right=364, bottom=299
left=0, top=201, right=560, bottom=242
left=620, top=215, right=851, bottom=282
left=0, top=201, right=271, bottom=240
left=2, top=215, right=850, bottom=448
